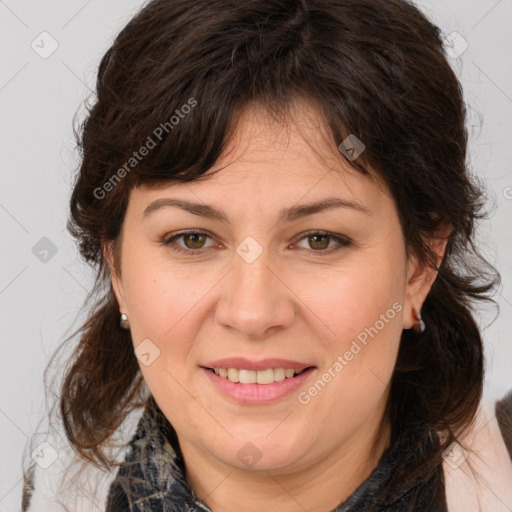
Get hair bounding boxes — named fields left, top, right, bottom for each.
left=23, top=0, right=502, bottom=510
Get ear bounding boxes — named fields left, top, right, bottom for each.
left=403, top=223, right=451, bottom=330
left=103, top=240, right=127, bottom=313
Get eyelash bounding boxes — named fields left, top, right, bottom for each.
left=160, top=229, right=352, bottom=255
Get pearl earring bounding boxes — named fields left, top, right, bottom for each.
left=120, top=313, right=130, bottom=330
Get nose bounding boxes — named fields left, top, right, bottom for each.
left=214, top=249, right=295, bottom=339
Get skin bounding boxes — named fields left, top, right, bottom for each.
left=107, top=99, right=448, bottom=512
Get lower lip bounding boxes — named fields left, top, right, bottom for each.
left=201, top=367, right=316, bottom=404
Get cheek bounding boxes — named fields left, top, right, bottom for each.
left=292, top=258, right=404, bottom=411
left=119, top=250, right=212, bottom=396
left=122, top=259, right=207, bottom=415
left=122, top=250, right=208, bottom=340
left=292, top=257, right=405, bottom=348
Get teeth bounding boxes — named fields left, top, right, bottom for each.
left=227, top=368, right=239, bottom=383
left=211, top=367, right=306, bottom=384
left=239, top=369, right=257, bottom=384
left=274, top=368, right=286, bottom=382
left=285, top=369, right=295, bottom=378
left=256, top=369, right=274, bottom=384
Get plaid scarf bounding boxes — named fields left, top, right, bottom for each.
left=106, top=397, right=448, bottom=512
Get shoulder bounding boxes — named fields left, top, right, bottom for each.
left=22, top=441, right=121, bottom=512
left=443, top=392, right=512, bottom=512
left=22, top=407, right=143, bottom=512
left=496, top=389, right=512, bottom=459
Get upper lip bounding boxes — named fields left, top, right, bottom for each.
left=202, top=358, right=315, bottom=371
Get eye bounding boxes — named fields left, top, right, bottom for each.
left=292, top=231, right=352, bottom=253
left=161, top=230, right=218, bottom=253
left=160, top=229, right=352, bottom=255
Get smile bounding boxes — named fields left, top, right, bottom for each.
left=201, top=362, right=317, bottom=403
left=208, top=367, right=307, bottom=384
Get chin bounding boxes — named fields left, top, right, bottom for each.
left=208, top=432, right=309, bottom=473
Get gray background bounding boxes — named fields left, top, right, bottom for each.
left=1, top=0, right=511, bottom=510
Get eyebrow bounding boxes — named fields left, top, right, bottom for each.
left=142, top=197, right=372, bottom=223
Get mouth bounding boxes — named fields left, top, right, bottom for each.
left=200, top=359, right=317, bottom=403
left=200, top=358, right=317, bottom=403
left=204, top=366, right=314, bottom=385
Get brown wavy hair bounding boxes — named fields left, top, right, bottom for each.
left=24, top=0, right=501, bottom=508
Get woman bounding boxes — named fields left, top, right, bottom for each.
left=21, top=0, right=512, bottom=510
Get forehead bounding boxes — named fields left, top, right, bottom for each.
left=129, top=100, right=393, bottom=219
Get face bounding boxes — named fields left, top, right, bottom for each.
left=109, top=100, right=434, bottom=475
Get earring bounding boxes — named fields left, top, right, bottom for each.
left=412, top=307, right=425, bottom=334
left=120, top=313, right=130, bottom=330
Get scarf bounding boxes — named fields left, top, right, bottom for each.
left=106, top=396, right=448, bottom=512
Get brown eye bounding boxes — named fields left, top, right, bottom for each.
left=294, top=231, right=352, bottom=253
left=308, top=234, right=330, bottom=250
left=182, top=233, right=207, bottom=249
left=161, top=230, right=217, bottom=254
